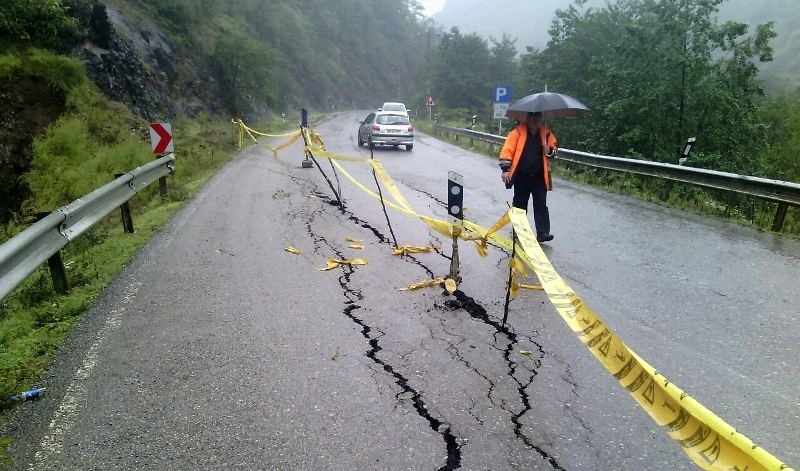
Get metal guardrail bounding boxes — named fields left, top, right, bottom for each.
left=0, top=154, right=175, bottom=301
left=434, top=124, right=800, bottom=230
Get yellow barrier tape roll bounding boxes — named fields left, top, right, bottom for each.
left=506, top=208, right=791, bottom=471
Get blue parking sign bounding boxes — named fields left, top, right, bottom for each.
left=494, top=85, right=512, bottom=103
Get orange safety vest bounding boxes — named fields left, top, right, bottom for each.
left=499, top=123, right=558, bottom=190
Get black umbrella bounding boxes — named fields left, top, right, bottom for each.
left=506, top=91, right=588, bottom=121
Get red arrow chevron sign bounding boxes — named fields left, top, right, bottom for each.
left=149, top=122, right=174, bottom=154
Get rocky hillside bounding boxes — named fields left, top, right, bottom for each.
left=0, top=0, right=431, bottom=222
left=76, top=4, right=227, bottom=120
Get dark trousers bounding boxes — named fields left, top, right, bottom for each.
left=512, top=173, right=550, bottom=236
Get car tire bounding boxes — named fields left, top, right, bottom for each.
left=405, top=144, right=413, bottom=151
left=357, top=134, right=364, bottom=146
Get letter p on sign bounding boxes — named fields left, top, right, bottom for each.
left=494, top=85, right=512, bottom=103
left=149, top=122, right=174, bottom=154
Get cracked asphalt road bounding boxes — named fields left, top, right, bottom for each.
left=4, top=111, right=798, bottom=470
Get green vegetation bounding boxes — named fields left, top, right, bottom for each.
left=424, top=0, right=800, bottom=232
left=0, top=55, right=249, bottom=456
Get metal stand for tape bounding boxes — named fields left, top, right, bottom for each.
left=447, top=172, right=464, bottom=284
left=300, top=108, right=313, bottom=168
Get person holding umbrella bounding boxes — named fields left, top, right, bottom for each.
left=499, top=91, right=588, bottom=243
left=499, top=111, right=558, bottom=242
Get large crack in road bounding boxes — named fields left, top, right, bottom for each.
left=296, top=165, right=570, bottom=469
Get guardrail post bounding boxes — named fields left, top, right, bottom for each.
left=115, top=174, right=135, bottom=233
left=47, top=252, right=69, bottom=295
left=156, top=154, right=168, bottom=199
left=772, top=203, right=788, bottom=232
left=36, top=212, right=69, bottom=295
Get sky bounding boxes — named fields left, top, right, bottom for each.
left=417, top=0, right=445, bottom=16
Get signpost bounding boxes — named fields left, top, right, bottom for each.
left=678, top=137, right=696, bottom=165
left=149, top=122, right=173, bottom=198
left=149, top=122, right=174, bottom=154
left=493, top=85, right=512, bottom=135
left=425, top=95, right=436, bottom=121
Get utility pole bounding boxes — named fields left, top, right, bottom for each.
left=427, top=29, right=432, bottom=121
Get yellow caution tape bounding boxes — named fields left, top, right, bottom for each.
left=392, top=244, right=437, bottom=255
left=348, top=244, right=364, bottom=250
left=267, top=133, right=301, bottom=158
left=345, top=236, right=363, bottom=243
left=518, top=283, right=543, bottom=291
left=247, top=122, right=790, bottom=470
left=318, top=258, right=368, bottom=271
left=237, top=118, right=300, bottom=138
left=398, top=278, right=446, bottom=291
left=507, top=208, right=791, bottom=471
left=304, top=138, right=542, bottom=299
left=284, top=246, right=302, bottom=255
left=232, top=119, right=302, bottom=157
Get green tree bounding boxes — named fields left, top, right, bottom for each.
left=761, top=88, right=800, bottom=183
left=0, top=0, right=79, bottom=48
left=537, top=0, right=775, bottom=175
left=433, top=27, right=491, bottom=112
left=488, top=34, right=519, bottom=88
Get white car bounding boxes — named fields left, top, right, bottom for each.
left=378, top=102, right=409, bottom=116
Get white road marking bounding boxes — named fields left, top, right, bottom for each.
left=30, top=281, right=141, bottom=469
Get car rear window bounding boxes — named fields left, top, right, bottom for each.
left=376, top=114, right=409, bottom=125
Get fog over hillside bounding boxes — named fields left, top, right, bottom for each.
left=432, top=0, right=798, bottom=90
left=432, top=0, right=605, bottom=51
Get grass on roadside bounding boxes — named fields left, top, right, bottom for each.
left=0, top=119, right=250, bottom=470
left=0, top=111, right=314, bottom=466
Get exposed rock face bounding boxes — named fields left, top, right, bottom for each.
left=1, top=3, right=265, bottom=222
left=76, top=4, right=227, bottom=120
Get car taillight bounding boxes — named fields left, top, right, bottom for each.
left=408, top=127, right=414, bottom=133
left=372, top=124, right=381, bottom=131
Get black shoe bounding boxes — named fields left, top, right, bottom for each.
left=537, top=233, right=554, bottom=242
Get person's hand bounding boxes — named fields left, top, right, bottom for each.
left=501, top=171, right=511, bottom=184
